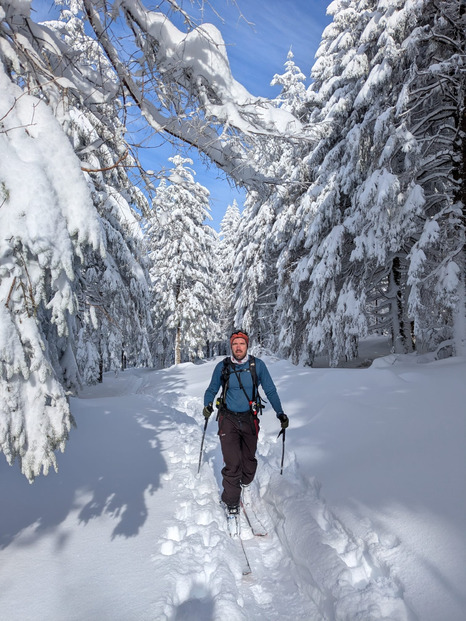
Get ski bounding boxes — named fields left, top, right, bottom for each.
left=226, top=512, right=240, bottom=538
left=240, top=501, right=268, bottom=537
left=225, top=509, right=252, bottom=576
left=238, top=536, right=252, bottom=576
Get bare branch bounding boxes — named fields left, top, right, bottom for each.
left=81, top=149, right=129, bottom=172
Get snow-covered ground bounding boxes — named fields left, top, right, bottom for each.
left=1, top=347, right=465, bottom=620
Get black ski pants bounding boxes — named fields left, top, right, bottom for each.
left=218, top=409, right=259, bottom=507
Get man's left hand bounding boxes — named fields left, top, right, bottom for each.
left=203, top=403, right=213, bottom=419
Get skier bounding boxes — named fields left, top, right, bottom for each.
left=203, top=330, right=289, bottom=515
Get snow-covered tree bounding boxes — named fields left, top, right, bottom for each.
left=233, top=51, right=309, bottom=352
left=216, top=200, right=241, bottom=343
left=402, top=0, right=466, bottom=357
left=336, top=0, right=465, bottom=359
left=233, top=190, right=284, bottom=350
left=0, top=65, right=103, bottom=480
left=271, top=49, right=307, bottom=118
left=276, top=0, right=465, bottom=365
left=16, top=0, right=301, bottom=188
left=148, top=156, right=217, bottom=365
left=277, top=0, right=379, bottom=365
left=51, top=8, right=153, bottom=382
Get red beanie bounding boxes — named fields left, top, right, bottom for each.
left=230, top=331, right=249, bottom=347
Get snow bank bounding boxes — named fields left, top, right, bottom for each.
left=0, top=353, right=464, bottom=620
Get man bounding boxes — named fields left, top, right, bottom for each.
left=203, top=330, right=289, bottom=514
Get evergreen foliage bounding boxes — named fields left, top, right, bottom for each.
left=147, top=156, right=217, bottom=366
left=237, top=0, right=465, bottom=365
left=234, top=52, right=309, bottom=352
left=217, top=200, right=241, bottom=344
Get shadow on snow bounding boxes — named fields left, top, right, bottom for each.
left=0, top=365, right=191, bottom=548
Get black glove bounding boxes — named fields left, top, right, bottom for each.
left=203, top=403, right=213, bottom=419
left=277, top=413, right=289, bottom=429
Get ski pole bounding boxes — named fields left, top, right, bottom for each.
left=197, top=416, right=209, bottom=474
left=277, top=428, right=286, bottom=475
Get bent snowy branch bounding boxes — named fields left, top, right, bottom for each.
left=81, top=0, right=303, bottom=188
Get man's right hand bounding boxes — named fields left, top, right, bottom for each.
left=203, top=403, right=213, bottom=419
left=278, top=413, right=289, bottom=429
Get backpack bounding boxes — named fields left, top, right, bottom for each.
left=217, top=355, right=266, bottom=415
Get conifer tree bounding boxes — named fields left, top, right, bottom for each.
left=217, top=200, right=241, bottom=343
left=147, top=156, right=217, bottom=365
left=271, top=49, right=307, bottom=118
left=234, top=51, right=309, bottom=352
left=277, top=0, right=465, bottom=365
left=36, top=4, right=154, bottom=381
left=0, top=65, right=103, bottom=480
left=402, top=0, right=466, bottom=356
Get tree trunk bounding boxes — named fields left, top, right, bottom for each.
left=390, top=256, right=412, bottom=353
left=98, top=348, right=103, bottom=383
left=175, top=323, right=182, bottom=365
left=452, top=260, right=466, bottom=356
left=452, top=88, right=466, bottom=356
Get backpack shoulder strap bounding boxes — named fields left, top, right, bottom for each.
left=220, top=357, right=231, bottom=401
left=249, top=355, right=257, bottom=389
left=249, top=356, right=267, bottom=414
left=249, top=356, right=260, bottom=406
left=221, top=357, right=230, bottom=380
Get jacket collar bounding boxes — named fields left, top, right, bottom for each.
left=230, top=354, right=250, bottom=365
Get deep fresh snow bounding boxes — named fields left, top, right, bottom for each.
left=1, top=344, right=465, bottom=620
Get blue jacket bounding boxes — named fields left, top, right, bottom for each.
left=204, top=356, right=284, bottom=417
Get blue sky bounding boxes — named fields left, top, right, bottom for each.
left=31, top=0, right=331, bottom=229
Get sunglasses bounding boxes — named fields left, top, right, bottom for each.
left=230, top=330, right=249, bottom=339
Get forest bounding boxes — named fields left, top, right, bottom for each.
left=0, top=0, right=464, bottom=480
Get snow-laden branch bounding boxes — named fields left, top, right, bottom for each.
left=2, top=0, right=307, bottom=188
left=80, top=0, right=304, bottom=188
left=121, top=0, right=301, bottom=135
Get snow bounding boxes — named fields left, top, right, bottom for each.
left=123, top=0, right=302, bottom=137
left=354, top=60, right=392, bottom=108
left=1, top=346, right=465, bottom=620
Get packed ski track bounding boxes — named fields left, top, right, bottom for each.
left=129, top=361, right=412, bottom=620
left=3, top=352, right=465, bottom=620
